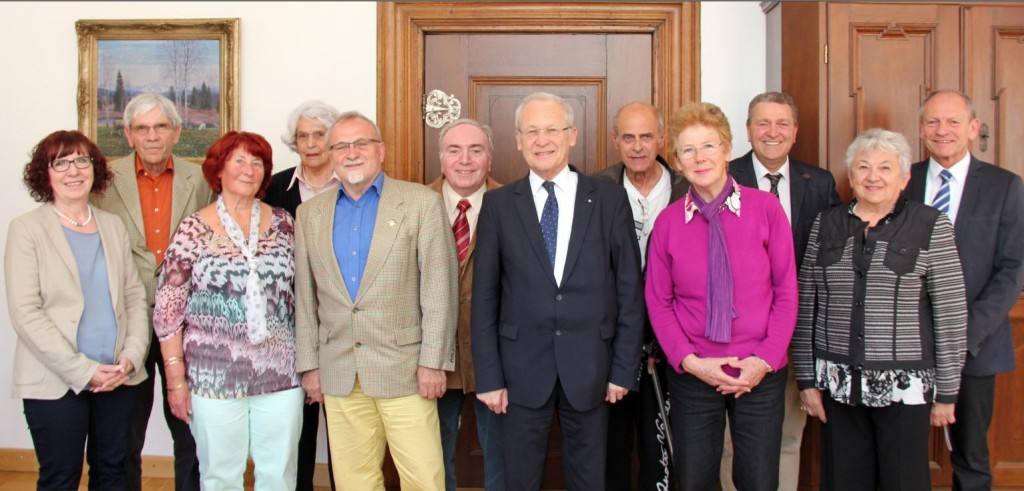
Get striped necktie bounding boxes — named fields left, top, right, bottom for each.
left=453, top=199, right=471, bottom=271
left=932, top=169, right=952, bottom=214
left=766, top=172, right=782, bottom=198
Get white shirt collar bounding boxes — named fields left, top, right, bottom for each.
left=927, top=152, right=971, bottom=183
left=529, top=164, right=574, bottom=193
left=751, top=155, right=791, bottom=182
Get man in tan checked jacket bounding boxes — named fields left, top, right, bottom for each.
left=294, top=111, right=459, bottom=491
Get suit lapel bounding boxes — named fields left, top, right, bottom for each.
left=907, top=162, right=928, bottom=203
left=512, top=178, right=557, bottom=285
left=170, top=157, right=197, bottom=231
left=309, top=193, right=353, bottom=303
left=356, top=177, right=404, bottom=303
left=955, top=158, right=985, bottom=238
left=40, top=207, right=82, bottom=289
left=730, top=153, right=758, bottom=188
left=561, top=174, right=595, bottom=283
left=789, top=162, right=808, bottom=232
left=110, top=159, right=146, bottom=237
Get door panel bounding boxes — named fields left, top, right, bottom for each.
left=425, top=33, right=650, bottom=185
left=826, top=3, right=960, bottom=200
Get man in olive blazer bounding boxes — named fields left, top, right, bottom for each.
left=294, top=112, right=458, bottom=490
left=95, top=153, right=214, bottom=303
left=90, top=93, right=213, bottom=491
left=6, top=206, right=151, bottom=399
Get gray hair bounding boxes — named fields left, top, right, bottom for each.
left=514, top=92, right=575, bottom=129
left=920, top=89, right=977, bottom=120
left=746, top=91, right=799, bottom=125
left=612, top=102, right=664, bottom=134
left=328, top=111, right=382, bottom=142
left=281, top=100, right=341, bottom=151
left=844, top=128, right=912, bottom=176
left=438, top=118, right=494, bottom=154
left=123, top=93, right=182, bottom=129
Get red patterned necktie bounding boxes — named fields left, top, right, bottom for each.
left=453, top=199, right=471, bottom=271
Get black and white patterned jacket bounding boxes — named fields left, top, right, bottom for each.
left=793, top=199, right=968, bottom=404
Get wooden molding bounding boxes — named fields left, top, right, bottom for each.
left=377, top=2, right=699, bottom=183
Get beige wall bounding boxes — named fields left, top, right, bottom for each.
left=0, top=1, right=766, bottom=459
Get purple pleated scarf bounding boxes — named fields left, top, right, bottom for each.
left=689, top=175, right=738, bottom=343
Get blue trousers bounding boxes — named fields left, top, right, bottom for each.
left=437, top=390, right=506, bottom=491
left=24, top=385, right=138, bottom=491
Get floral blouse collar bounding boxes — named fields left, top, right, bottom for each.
left=683, top=180, right=742, bottom=223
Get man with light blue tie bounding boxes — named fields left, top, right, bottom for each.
left=471, top=92, right=644, bottom=489
left=907, top=90, right=1024, bottom=491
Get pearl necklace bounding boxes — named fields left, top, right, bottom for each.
left=52, top=204, right=93, bottom=227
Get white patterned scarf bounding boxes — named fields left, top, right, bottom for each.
left=217, top=195, right=269, bottom=344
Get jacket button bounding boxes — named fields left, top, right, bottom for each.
left=352, top=307, right=359, bottom=313
left=555, top=294, right=563, bottom=301
left=354, top=342, right=362, bottom=348
left=555, top=330, right=562, bottom=336
left=855, top=363, right=864, bottom=370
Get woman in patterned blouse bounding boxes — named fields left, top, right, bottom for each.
left=153, top=131, right=302, bottom=490
left=793, top=128, right=967, bottom=490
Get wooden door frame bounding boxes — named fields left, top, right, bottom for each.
left=377, top=2, right=700, bottom=182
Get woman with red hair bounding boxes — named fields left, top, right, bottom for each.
left=153, top=131, right=303, bottom=490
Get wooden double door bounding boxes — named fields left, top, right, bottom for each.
left=782, top=3, right=1024, bottom=488
left=377, top=3, right=698, bottom=489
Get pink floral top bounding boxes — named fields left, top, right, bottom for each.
left=153, top=207, right=300, bottom=399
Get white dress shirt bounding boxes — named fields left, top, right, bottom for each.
left=529, top=165, right=577, bottom=286
left=623, top=166, right=671, bottom=268
left=441, top=180, right=486, bottom=239
left=752, top=156, right=792, bottom=224
left=924, top=153, right=971, bottom=225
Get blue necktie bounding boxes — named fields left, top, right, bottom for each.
left=541, top=181, right=558, bottom=268
left=932, top=169, right=952, bottom=214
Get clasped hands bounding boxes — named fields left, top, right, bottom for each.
left=681, top=353, right=769, bottom=397
left=88, top=358, right=134, bottom=393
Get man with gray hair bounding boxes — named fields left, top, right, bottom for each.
left=428, top=118, right=504, bottom=491
left=263, top=99, right=341, bottom=491
left=907, top=90, right=1024, bottom=490
left=294, top=111, right=458, bottom=490
left=92, top=92, right=214, bottom=491
left=472, top=92, right=644, bottom=489
left=595, top=101, right=687, bottom=490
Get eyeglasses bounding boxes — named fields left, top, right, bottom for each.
left=329, top=138, right=381, bottom=153
left=49, top=156, right=94, bottom=172
left=518, top=126, right=571, bottom=141
left=130, top=123, right=173, bottom=136
left=677, top=142, right=724, bottom=161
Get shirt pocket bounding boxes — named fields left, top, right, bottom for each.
left=817, top=240, right=846, bottom=268
left=882, top=243, right=920, bottom=276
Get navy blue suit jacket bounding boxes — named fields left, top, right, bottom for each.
left=907, top=156, right=1024, bottom=375
left=729, top=151, right=842, bottom=270
left=471, top=166, right=645, bottom=411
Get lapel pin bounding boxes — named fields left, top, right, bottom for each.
left=587, top=198, right=593, bottom=203
left=388, top=219, right=397, bottom=227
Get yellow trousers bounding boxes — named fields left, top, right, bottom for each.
left=324, top=379, right=444, bottom=491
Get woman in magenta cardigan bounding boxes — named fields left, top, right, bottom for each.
left=645, top=102, right=798, bottom=491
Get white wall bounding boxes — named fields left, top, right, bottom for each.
left=0, top=1, right=766, bottom=459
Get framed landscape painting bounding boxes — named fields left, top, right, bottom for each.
left=76, top=18, right=240, bottom=161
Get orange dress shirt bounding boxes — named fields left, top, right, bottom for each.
left=135, top=155, right=175, bottom=265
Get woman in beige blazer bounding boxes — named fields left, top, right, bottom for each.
left=4, top=130, right=150, bottom=490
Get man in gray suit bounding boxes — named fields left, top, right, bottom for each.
left=92, top=93, right=213, bottom=491
left=907, top=90, right=1024, bottom=491
left=724, top=91, right=841, bottom=491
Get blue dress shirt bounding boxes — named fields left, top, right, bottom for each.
left=333, top=173, right=385, bottom=302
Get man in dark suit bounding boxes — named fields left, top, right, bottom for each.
left=263, top=100, right=340, bottom=491
left=724, top=91, right=841, bottom=491
left=594, top=101, right=687, bottom=491
left=906, top=90, right=1024, bottom=491
left=472, top=92, right=645, bottom=490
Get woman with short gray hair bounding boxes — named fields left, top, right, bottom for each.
left=793, top=128, right=968, bottom=489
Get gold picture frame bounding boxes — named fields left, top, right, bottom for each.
left=76, top=18, right=240, bottom=161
